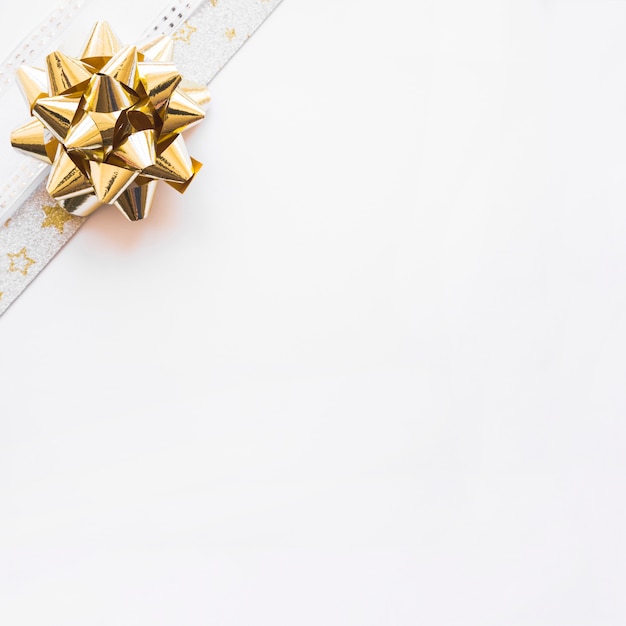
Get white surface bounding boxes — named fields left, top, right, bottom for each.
left=1, top=0, right=626, bottom=623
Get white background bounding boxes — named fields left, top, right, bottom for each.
left=1, top=0, right=626, bottom=623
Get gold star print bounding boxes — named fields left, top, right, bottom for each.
left=225, top=28, right=237, bottom=41
left=209, top=0, right=218, bottom=5
left=42, top=203, right=74, bottom=234
left=7, top=247, right=35, bottom=276
left=0, top=292, right=3, bottom=301
left=3, top=218, right=10, bottom=228
left=173, top=21, right=198, bottom=44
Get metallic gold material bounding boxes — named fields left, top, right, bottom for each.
left=92, top=111, right=122, bottom=147
left=64, top=112, right=105, bottom=156
left=161, top=89, right=205, bottom=136
left=114, top=180, right=157, bottom=221
left=80, top=21, right=123, bottom=69
left=32, top=95, right=81, bottom=142
left=10, top=22, right=207, bottom=222
left=47, top=147, right=93, bottom=200
left=102, top=45, right=139, bottom=90
left=139, top=36, right=175, bottom=63
left=109, top=129, right=156, bottom=170
left=10, top=118, right=58, bottom=163
left=58, top=192, right=103, bottom=217
left=83, top=74, right=137, bottom=113
left=137, top=62, right=181, bottom=112
left=46, top=51, right=93, bottom=96
left=89, top=161, right=137, bottom=204
left=166, top=157, right=203, bottom=193
left=65, top=110, right=123, bottom=163
left=16, top=66, right=49, bottom=112
left=143, top=135, right=193, bottom=183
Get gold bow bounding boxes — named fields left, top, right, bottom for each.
left=10, top=22, right=210, bottom=221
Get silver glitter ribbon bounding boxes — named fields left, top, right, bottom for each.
left=0, top=0, right=283, bottom=316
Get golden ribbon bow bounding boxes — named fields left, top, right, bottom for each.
left=10, top=22, right=210, bottom=221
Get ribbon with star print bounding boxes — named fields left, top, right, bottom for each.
left=0, top=0, right=283, bottom=316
